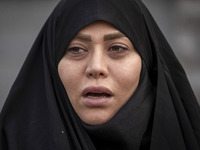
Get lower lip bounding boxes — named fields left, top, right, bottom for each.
left=82, top=96, right=112, bottom=107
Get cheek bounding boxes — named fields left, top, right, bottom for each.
left=112, top=55, right=142, bottom=93
left=58, top=60, right=83, bottom=98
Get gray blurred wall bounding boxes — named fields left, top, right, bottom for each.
left=0, top=0, right=199, bottom=111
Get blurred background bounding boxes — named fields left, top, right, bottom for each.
left=0, top=0, right=199, bottom=111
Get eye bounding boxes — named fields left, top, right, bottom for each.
left=108, top=45, right=128, bottom=52
left=107, top=45, right=130, bottom=59
left=65, top=46, right=88, bottom=60
left=67, top=46, right=87, bottom=54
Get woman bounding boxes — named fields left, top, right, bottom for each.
left=0, top=0, right=199, bottom=149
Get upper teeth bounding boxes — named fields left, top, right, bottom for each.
left=87, top=95, right=107, bottom=98
left=86, top=92, right=109, bottom=98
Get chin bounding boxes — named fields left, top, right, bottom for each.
left=84, top=120, right=107, bottom=126
left=81, top=113, right=112, bottom=125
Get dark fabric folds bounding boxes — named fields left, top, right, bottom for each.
left=0, top=0, right=200, bottom=150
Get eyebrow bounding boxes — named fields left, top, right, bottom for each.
left=74, top=32, right=126, bottom=42
left=75, top=34, right=92, bottom=42
left=104, top=32, right=126, bottom=41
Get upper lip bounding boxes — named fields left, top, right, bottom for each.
left=82, top=86, right=113, bottom=97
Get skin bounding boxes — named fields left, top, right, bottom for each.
left=58, top=21, right=142, bottom=125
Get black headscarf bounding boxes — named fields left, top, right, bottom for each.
left=0, top=0, right=200, bottom=150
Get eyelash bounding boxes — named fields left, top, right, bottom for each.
left=108, top=45, right=128, bottom=52
left=67, top=46, right=87, bottom=53
left=66, top=44, right=129, bottom=57
left=67, top=45, right=127, bottom=51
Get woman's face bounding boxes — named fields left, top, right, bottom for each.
left=58, top=21, right=142, bottom=125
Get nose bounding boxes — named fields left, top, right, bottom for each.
left=86, top=50, right=108, bottom=79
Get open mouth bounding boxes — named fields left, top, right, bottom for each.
left=82, top=86, right=113, bottom=106
left=85, top=92, right=112, bottom=98
left=82, top=86, right=113, bottom=98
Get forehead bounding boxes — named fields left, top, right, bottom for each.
left=78, top=21, right=120, bottom=35
left=72, top=21, right=127, bottom=42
